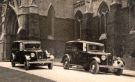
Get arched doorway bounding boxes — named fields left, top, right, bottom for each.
left=3, top=6, right=19, bottom=60
left=98, top=1, right=109, bottom=50
left=75, top=10, right=83, bottom=39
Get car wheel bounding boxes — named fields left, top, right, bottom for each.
left=48, top=63, right=53, bottom=69
left=84, top=67, right=90, bottom=71
left=63, top=59, right=70, bottom=69
left=90, top=60, right=99, bottom=74
left=11, top=54, right=16, bottom=67
left=114, top=69, right=123, bottom=75
left=11, top=60, right=15, bottom=67
left=24, top=61, right=30, bottom=70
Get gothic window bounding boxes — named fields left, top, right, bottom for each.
left=47, top=6, right=55, bottom=39
left=98, top=2, right=109, bottom=34
left=75, top=10, right=83, bottom=39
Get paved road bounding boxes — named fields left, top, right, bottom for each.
left=0, top=62, right=135, bottom=82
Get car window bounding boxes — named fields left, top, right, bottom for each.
left=87, top=44, right=104, bottom=52
left=24, top=44, right=41, bottom=49
left=65, top=42, right=83, bottom=51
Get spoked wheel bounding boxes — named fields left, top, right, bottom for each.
left=24, top=61, right=30, bottom=70
left=90, top=60, right=99, bottom=74
left=48, top=63, right=53, bottom=69
left=63, top=59, right=70, bottom=69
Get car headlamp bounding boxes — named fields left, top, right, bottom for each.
left=30, top=53, right=35, bottom=57
left=101, top=55, right=106, bottom=61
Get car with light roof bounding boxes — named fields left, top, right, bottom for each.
left=10, top=40, right=54, bottom=70
left=61, top=40, right=124, bottom=75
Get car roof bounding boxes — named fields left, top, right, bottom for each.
left=13, top=40, right=41, bottom=44
left=66, top=40, right=104, bottom=46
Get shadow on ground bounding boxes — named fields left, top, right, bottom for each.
left=15, top=65, right=50, bottom=71
left=0, top=66, right=56, bottom=82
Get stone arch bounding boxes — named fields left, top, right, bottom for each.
left=3, top=6, right=19, bottom=60
left=74, top=10, right=83, bottom=39
left=98, top=1, right=109, bottom=16
left=47, top=5, right=55, bottom=40
left=5, top=7, right=18, bottom=36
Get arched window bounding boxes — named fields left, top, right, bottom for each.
left=98, top=2, right=109, bottom=50
left=47, top=6, right=55, bottom=40
left=98, top=1, right=109, bottom=39
left=75, top=10, right=83, bottom=39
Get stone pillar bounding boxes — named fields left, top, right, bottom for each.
left=17, top=0, right=40, bottom=40
left=108, top=1, right=122, bottom=56
left=82, top=13, right=93, bottom=40
left=1, top=1, right=8, bottom=61
left=17, top=14, right=29, bottom=39
left=28, top=4, right=40, bottom=40
left=17, top=0, right=29, bottom=39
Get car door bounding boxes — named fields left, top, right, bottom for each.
left=73, top=42, right=83, bottom=65
left=12, top=42, right=20, bottom=61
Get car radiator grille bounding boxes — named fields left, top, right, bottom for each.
left=100, top=55, right=113, bottom=65
left=37, top=52, right=46, bottom=59
left=107, top=55, right=113, bottom=65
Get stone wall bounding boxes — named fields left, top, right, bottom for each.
left=38, top=0, right=74, bottom=19
left=39, top=15, right=74, bottom=58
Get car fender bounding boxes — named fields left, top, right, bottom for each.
left=62, top=54, right=71, bottom=63
left=91, top=57, right=101, bottom=63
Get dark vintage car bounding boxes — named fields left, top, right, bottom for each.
left=10, top=40, right=54, bottom=70
left=61, top=40, right=124, bottom=75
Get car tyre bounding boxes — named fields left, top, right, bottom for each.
left=90, top=60, right=99, bottom=74
left=48, top=63, right=53, bottom=69
left=114, top=69, right=123, bottom=75
left=11, top=60, right=15, bottom=67
left=63, top=58, right=70, bottom=69
left=11, top=54, right=16, bottom=67
left=24, top=61, right=30, bottom=70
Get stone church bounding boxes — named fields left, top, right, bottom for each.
left=0, top=0, right=135, bottom=69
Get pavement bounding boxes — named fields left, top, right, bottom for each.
left=0, top=61, right=135, bottom=77
left=0, top=62, right=135, bottom=82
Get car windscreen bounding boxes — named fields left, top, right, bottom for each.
left=65, top=42, right=83, bottom=51
left=87, top=44, right=104, bottom=52
left=24, top=44, right=41, bottom=49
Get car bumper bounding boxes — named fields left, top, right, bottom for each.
left=28, top=60, right=53, bottom=64
left=99, top=65, right=124, bottom=69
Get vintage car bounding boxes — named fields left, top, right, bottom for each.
left=10, top=40, right=54, bottom=70
left=61, top=40, right=124, bottom=75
